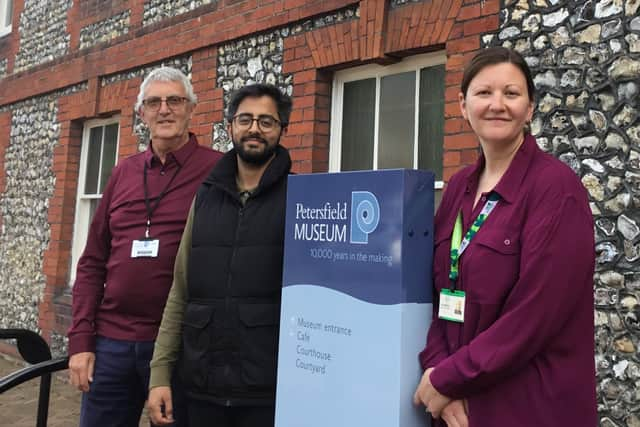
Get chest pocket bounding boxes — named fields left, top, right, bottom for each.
left=463, top=228, right=521, bottom=304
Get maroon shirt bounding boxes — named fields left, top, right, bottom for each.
left=68, top=134, right=222, bottom=355
left=419, top=135, right=597, bottom=427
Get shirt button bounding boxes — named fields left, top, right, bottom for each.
left=481, top=196, right=486, bottom=202
left=504, top=239, right=511, bottom=245
left=160, top=170, right=166, bottom=176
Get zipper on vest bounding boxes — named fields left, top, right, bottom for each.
left=224, top=206, right=244, bottom=386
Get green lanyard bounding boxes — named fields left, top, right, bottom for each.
left=449, top=193, right=501, bottom=288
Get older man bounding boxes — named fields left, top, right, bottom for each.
left=68, top=67, right=222, bottom=427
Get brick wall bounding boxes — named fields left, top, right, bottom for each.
left=0, top=0, right=498, bottom=344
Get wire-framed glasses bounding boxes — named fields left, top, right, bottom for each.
left=232, top=113, right=281, bottom=132
left=142, top=96, right=189, bottom=111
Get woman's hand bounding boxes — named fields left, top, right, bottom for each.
left=441, top=399, right=469, bottom=427
left=413, top=367, right=452, bottom=418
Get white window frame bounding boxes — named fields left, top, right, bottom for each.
left=0, top=0, right=13, bottom=38
left=70, top=117, right=120, bottom=285
left=330, top=51, right=446, bottom=189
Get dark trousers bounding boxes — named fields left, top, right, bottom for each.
left=79, top=336, right=186, bottom=427
left=187, top=400, right=275, bottom=427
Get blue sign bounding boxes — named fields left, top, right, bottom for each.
left=275, top=169, right=434, bottom=427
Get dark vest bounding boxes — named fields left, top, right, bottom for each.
left=179, top=147, right=290, bottom=404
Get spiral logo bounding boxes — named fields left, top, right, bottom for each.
left=349, top=191, right=380, bottom=244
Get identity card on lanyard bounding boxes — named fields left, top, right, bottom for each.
left=439, top=193, right=500, bottom=323
left=131, top=162, right=182, bottom=258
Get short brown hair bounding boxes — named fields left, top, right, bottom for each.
left=461, top=47, right=535, bottom=101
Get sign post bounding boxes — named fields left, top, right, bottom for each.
left=275, top=169, right=434, bottom=427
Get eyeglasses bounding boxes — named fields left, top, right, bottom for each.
left=232, top=113, right=281, bottom=132
left=142, top=96, right=189, bottom=111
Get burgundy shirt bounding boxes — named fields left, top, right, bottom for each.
left=419, top=135, right=597, bottom=427
left=69, top=134, right=222, bottom=355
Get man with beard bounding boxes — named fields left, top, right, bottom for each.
left=147, top=83, right=292, bottom=427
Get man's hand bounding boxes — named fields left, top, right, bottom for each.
left=441, top=399, right=469, bottom=427
left=68, top=352, right=95, bottom=392
left=413, top=367, right=452, bottom=419
left=148, top=386, right=174, bottom=425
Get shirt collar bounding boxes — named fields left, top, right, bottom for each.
left=144, top=133, right=198, bottom=168
left=463, top=134, right=537, bottom=204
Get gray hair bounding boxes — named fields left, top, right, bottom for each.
left=135, top=67, right=197, bottom=111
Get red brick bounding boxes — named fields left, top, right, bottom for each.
left=443, top=151, right=461, bottom=167
left=444, top=133, right=478, bottom=149
left=444, top=118, right=469, bottom=134
left=463, top=15, right=499, bottom=36
left=447, top=35, right=480, bottom=53
left=457, top=4, right=480, bottom=20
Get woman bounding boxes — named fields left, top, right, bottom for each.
left=413, top=47, right=597, bottom=427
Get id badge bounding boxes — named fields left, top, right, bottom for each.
left=438, top=289, right=466, bottom=323
left=131, top=238, right=160, bottom=258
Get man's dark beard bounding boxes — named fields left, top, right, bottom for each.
left=233, top=134, right=279, bottom=166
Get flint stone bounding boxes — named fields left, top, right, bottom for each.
left=551, top=134, right=569, bottom=152
left=567, top=91, right=590, bottom=109
left=626, top=34, right=640, bottom=53
left=614, top=360, right=629, bottom=379
left=550, top=26, right=571, bottom=47
left=613, top=105, right=637, bottom=127
left=551, top=111, right=570, bottom=131
left=543, top=8, right=569, bottom=27
left=596, top=218, right=617, bottom=236
left=614, top=336, right=635, bottom=353
left=561, top=69, right=582, bottom=88
left=618, top=214, right=640, bottom=240
left=607, top=176, right=623, bottom=193
left=574, top=136, right=600, bottom=153
left=602, top=19, right=623, bottom=38
left=533, top=35, right=549, bottom=49
left=595, top=0, right=624, bottom=18
left=630, top=150, right=640, bottom=169
left=618, top=81, right=639, bottom=101
left=523, top=14, right=541, bottom=32
left=590, top=43, right=611, bottom=64
left=576, top=24, right=602, bottom=43
left=499, top=26, right=521, bottom=39
left=562, top=47, right=586, bottom=65
left=583, top=158, right=605, bottom=173
left=628, top=126, right=640, bottom=145
left=590, top=110, right=608, bottom=132
left=604, top=133, right=628, bottom=152
left=604, top=192, right=631, bottom=213
left=559, top=152, right=580, bottom=173
left=582, top=173, right=605, bottom=200
left=600, top=269, right=625, bottom=286
left=605, top=156, right=625, bottom=169
left=534, top=70, right=557, bottom=88
left=538, top=94, right=562, bottom=113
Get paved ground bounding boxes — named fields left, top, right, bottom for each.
left=0, top=355, right=149, bottom=426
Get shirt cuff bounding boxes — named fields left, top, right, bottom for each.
left=67, top=333, right=96, bottom=356
left=149, top=364, right=172, bottom=390
left=430, top=357, right=467, bottom=400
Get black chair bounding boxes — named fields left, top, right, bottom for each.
left=0, top=329, right=69, bottom=427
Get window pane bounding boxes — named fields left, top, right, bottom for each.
left=89, top=198, right=100, bottom=224
left=99, top=123, right=118, bottom=193
left=378, top=71, right=415, bottom=169
left=2, top=0, right=11, bottom=27
left=341, top=79, right=375, bottom=171
left=84, top=127, right=102, bottom=195
left=418, top=65, right=445, bottom=179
